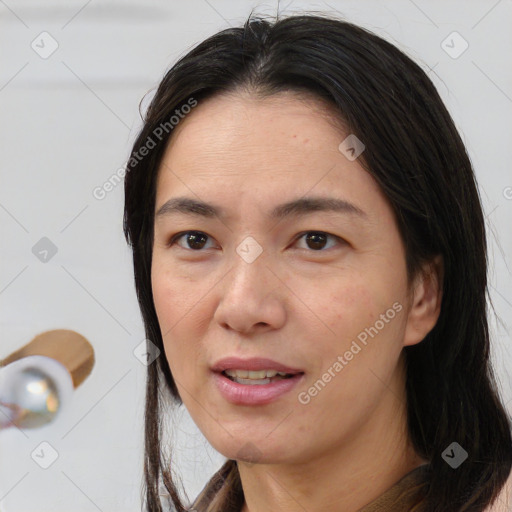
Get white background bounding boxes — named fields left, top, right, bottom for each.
left=0, top=1, right=511, bottom=511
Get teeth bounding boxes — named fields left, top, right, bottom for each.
left=224, top=369, right=290, bottom=379
left=232, top=377, right=272, bottom=385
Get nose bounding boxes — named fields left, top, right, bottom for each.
left=213, top=249, right=286, bottom=336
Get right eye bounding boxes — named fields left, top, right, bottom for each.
left=169, top=231, right=216, bottom=251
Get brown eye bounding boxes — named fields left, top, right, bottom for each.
left=170, top=231, right=212, bottom=250
left=295, top=231, right=341, bottom=251
left=305, top=232, right=328, bottom=250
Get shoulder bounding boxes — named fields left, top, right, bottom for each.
left=485, top=469, right=512, bottom=512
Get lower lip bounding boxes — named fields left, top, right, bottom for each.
left=212, top=371, right=304, bottom=405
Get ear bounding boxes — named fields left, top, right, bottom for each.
left=403, top=255, right=443, bottom=347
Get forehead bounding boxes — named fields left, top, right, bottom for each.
left=160, top=90, right=347, bottom=170
left=154, top=90, right=391, bottom=225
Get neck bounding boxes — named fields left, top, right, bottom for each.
left=238, top=358, right=427, bottom=512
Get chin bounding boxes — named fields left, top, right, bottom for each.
left=209, top=433, right=295, bottom=465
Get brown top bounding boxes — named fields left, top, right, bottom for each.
left=357, top=464, right=429, bottom=511
left=190, top=461, right=430, bottom=512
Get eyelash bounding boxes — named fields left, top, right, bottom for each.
left=167, top=230, right=345, bottom=252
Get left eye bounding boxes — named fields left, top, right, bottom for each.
left=169, top=231, right=342, bottom=251
left=294, top=231, right=342, bottom=251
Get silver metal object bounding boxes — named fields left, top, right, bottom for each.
left=0, top=355, right=73, bottom=429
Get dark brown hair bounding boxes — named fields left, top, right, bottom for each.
left=123, top=12, right=512, bottom=511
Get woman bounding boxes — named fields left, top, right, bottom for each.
left=123, top=12, right=512, bottom=512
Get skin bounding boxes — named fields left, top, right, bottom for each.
left=151, top=90, right=442, bottom=512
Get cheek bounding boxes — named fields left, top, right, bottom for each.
left=319, top=276, right=400, bottom=335
left=151, top=266, right=207, bottom=377
left=151, top=262, right=204, bottom=330
left=309, top=272, right=408, bottom=378
left=294, top=282, right=407, bottom=436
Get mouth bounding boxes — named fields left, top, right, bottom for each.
left=221, top=369, right=301, bottom=385
left=211, top=356, right=304, bottom=375
left=211, top=358, right=305, bottom=405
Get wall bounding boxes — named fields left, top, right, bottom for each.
left=1, top=1, right=511, bottom=510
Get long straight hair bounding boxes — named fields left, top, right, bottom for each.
left=123, top=12, right=512, bottom=511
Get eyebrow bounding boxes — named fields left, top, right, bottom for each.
left=155, top=195, right=367, bottom=221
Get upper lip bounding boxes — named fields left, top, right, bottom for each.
left=211, top=357, right=304, bottom=374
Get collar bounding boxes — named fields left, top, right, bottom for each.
left=191, top=461, right=430, bottom=512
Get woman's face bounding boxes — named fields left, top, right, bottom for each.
left=151, top=91, right=426, bottom=465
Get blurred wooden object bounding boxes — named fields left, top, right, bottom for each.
left=0, top=329, right=94, bottom=388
